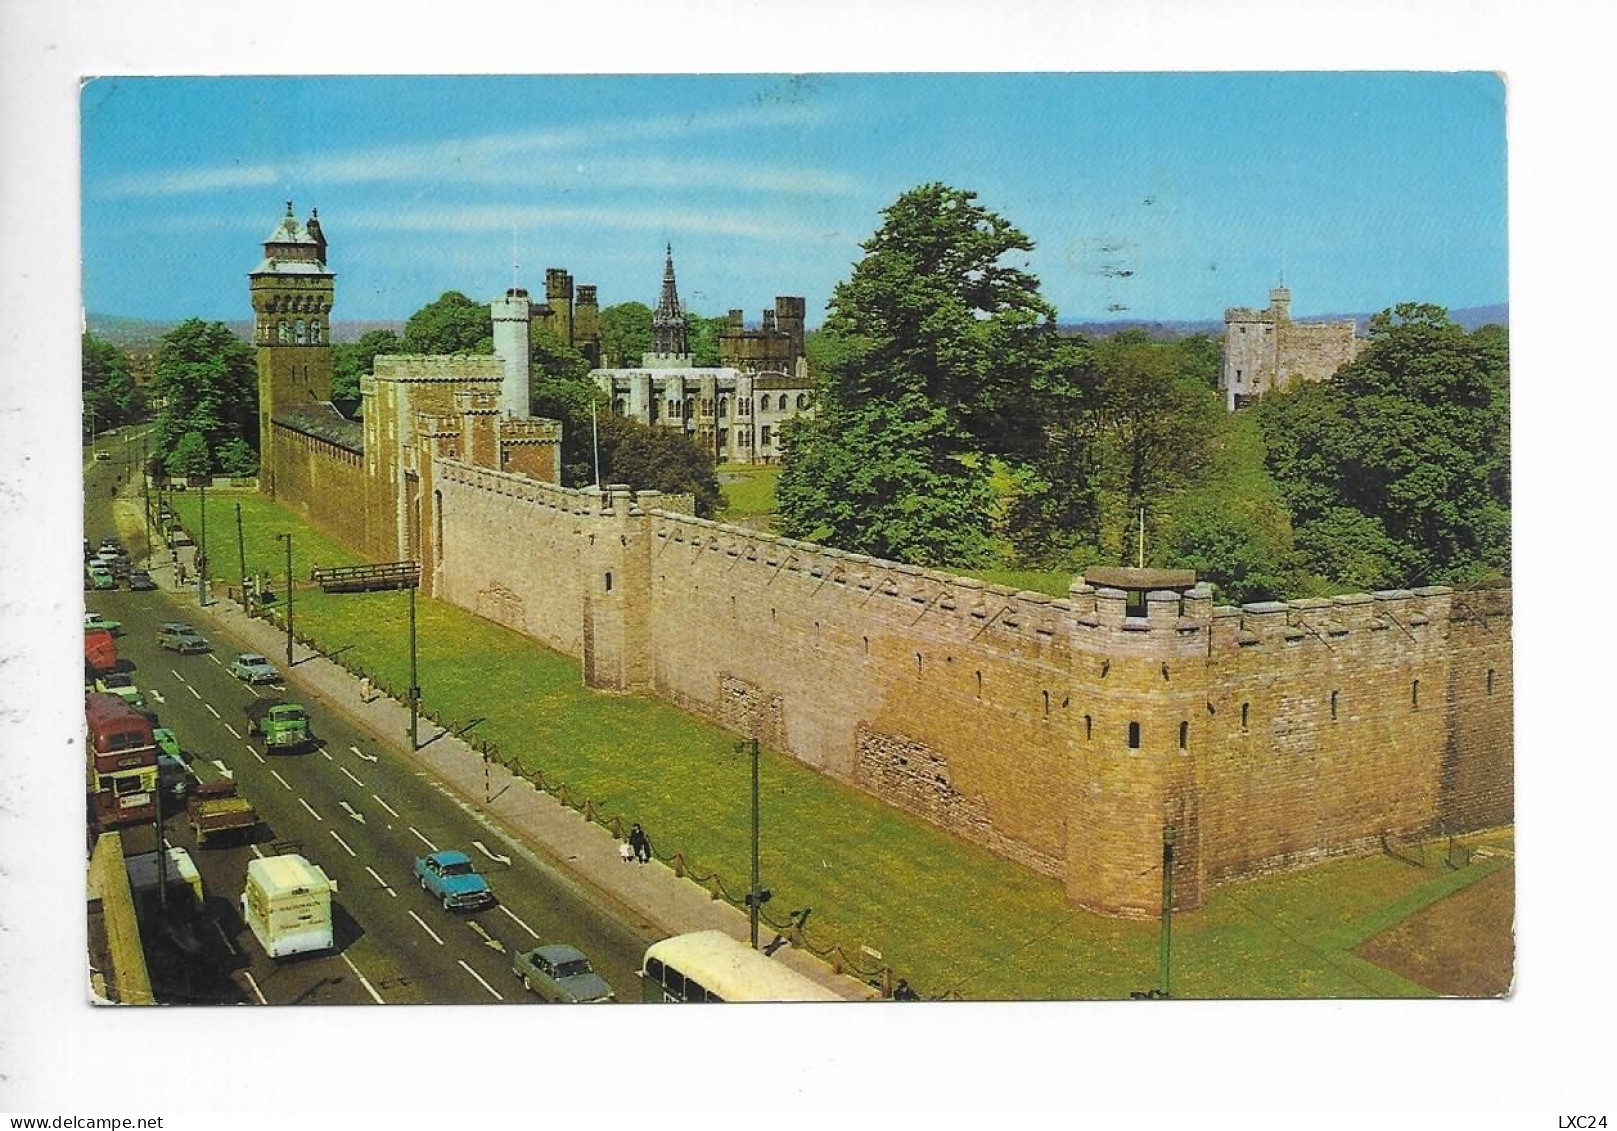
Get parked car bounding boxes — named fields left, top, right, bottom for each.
left=512, top=944, right=615, bottom=1003
left=414, top=850, right=496, bottom=912
left=128, top=569, right=156, bottom=591
left=94, top=450, right=111, bottom=462
left=84, top=611, right=122, bottom=636
left=95, top=671, right=134, bottom=693
left=154, top=729, right=192, bottom=799
left=86, top=564, right=116, bottom=591
left=229, top=653, right=280, bottom=683
left=158, top=623, right=211, bottom=654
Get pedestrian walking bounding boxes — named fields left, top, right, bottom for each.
left=630, top=823, right=651, bottom=864
left=619, top=840, right=635, bottom=864
left=360, top=675, right=373, bottom=703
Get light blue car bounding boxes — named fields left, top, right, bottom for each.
left=414, top=850, right=496, bottom=912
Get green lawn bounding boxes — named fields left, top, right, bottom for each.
left=168, top=489, right=1508, bottom=999
left=716, top=463, right=781, bottom=520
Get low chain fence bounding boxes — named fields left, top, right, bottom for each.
left=226, top=580, right=927, bottom=999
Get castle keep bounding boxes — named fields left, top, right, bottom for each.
left=256, top=209, right=1512, bottom=918
left=1219, top=286, right=1363, bottom=410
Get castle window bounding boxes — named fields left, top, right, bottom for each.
left=310, top=320, right=323, bottom=344
left=604, top=571, right=613, bottom=592
left=613, top=398, right=625, bottom=416
left=1331, top=690, right=1339, bottom=720
left=739, top=399, right=751, bottom=417
left=863, top=636, right=869, bottom=657
left=685, top=396, right=696, bottom=419
left=1179, top=721, right=1188, bottom=750
left=718, top=398, right=728, bottom=419
left=1487, top=669, right=1495, bottom=694
left=1084, top=715, right=1092, bottom=740
left=1241, top=702, right=1250, bottom=731
left=915, top=652, right=923, bottom=676
left=1043, top=690, right=1050, bottom=717
left=1412, top=679, right=1420, bottom=708
left=975, top=671, right=983, bottom=698
left=295, top=319, right=307, bottom=344
left=1127, top=722, right=1141, bottom=749
left=278, top=321, right=289, bottom=344
left=761, top=425, right=772, bottom=447
left=796, top=394, right=807, bottom=410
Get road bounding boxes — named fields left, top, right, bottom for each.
left=85, top=447, right=657, bottom=1006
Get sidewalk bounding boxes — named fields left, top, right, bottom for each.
left=116, top=484, right=877, bottom=1001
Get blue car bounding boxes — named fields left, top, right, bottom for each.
left=414, top=850, right=495, bottom=912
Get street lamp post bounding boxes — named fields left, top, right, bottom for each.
left=1160, top=823, right=1176, bottom=999
left=275, top=532, right=293, bottom=667
left=140, top=435, right=151, bottom=557
left=734, top=735, right=767, bottom=949
left=197, top=481, right=208, bottom=606
left=408, top=583, right=419, bottom=751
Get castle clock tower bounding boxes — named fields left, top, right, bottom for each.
left=250, top=201, right=335, bottom=496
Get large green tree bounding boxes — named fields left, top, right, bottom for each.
left=402, top=292, right=492, bottom=354
left=527, top=327, right=602, bottom=488
left=83, top=332, right=143, bottom=435
left=597, top=414, right=722, bottom=517
left=1259, top=303, right=1510, bottom=588
left=777, top=183, right=1066, bottom=566
left=150, top=319, right=257, bottom=474
left=331, top=328, right=404, bottom=402
left=598, top=302, right=653, bottom=367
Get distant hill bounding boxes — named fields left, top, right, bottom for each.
left=1062, top=302, right=1508, bottom=341
left=85, top=314, right=407, bottom=346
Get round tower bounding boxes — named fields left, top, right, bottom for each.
left=491, top=287, right=533, bottom=418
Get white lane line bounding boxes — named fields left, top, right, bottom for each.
left=248, top=745, right=265, bottom=764
left=459, top=960, right=505, bottom=1002
left=329, top=829, right=356, bottom=857
left=340, top=766, right=365, bottom=787
left=409, top=911, right=445, bottom=946
left=242, top=970, right=267, bottom=1005
left=170, top=668, right=184, bottom=681
left=497, top=905, right=541, bottom=941
left=249, top=844, right=265, bottom=859
left=205, top=703, right=220, bottom=719
left=187, top=685, right=202, bottom=700
left=270, top=769, right=292, bottom=790
left=338, top=801, right=366, bottom=824
left=320, top=749, right=334, bottom=762
left=208, top=654, right=222, bottom=666
left=365, top=866, right=398, bottom=898
left=340, top=953, right=386, bottom=1005
left=409, top=826, right=438, bottom=852
left=373, top=795, right=400, bottom=819
left=224, top=723, right=241, bottom=739
left=211, top=919, right=238, bottom=955
left=298, top=797, right=324, bottom=822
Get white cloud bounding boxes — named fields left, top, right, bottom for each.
left=345, top=202, right=822, bottom=243
left=93, top=101, right=843, bottom=199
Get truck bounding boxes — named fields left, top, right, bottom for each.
left=240, top=853, right=336, bottom=959
left=245, top=698, right=312, bottom=753
left=187, top=779, right=258, bottom=846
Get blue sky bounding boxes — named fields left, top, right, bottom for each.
left=81, top=73, right=1507, bottom=327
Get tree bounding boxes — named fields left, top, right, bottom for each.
left=597, top=414, right=722, bottom=517
left=527, top=327, right=603, bottom=488
left=530, top=326, right=591, bottom=383
left=216, top=436, right=259, bottom=477
left=83, top=332, right=142, bottom=434
left=331, top=328, right=403, bottom=402
left=598, top=302, right=653, bottom=367
left=1258, top=303, right=1510, bottom=588
left=151, top=319, right=257, bottom=474
left=686, top=312, right=728, bottom=367
left=165, top=430, right=212, bottom=478
left=402, top=292, right=492, bottom=355
left=777, top=183, right=1066, bottom=566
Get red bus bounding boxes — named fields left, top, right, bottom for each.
left=85, top=692, right=158, bottom=829
left=84, top=628, right=118, bottom=677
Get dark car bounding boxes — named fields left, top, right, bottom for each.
left=128, top=569, right=156, bottom=591
left=512, top=944, right=615, bottom=1003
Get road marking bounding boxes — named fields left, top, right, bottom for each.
left=340, top=953, right=386, bottom=1005
left=208, top=654, right=222, bottom=666
left=187, top=685, right=202, bottom=700
left=372, top=794, right=400, bottom=819
left=321, top=749, right=334, bottom=762
left=242, top=970, right=267, bottom=1005
left=365, top=866, right=398, bottom=897
left=468, top=920, right=507, bottom=954
left=224, top=723, right=241, bottom=739
left=211, top=759, right=234, bottom=780
left=338, top=800, right=366, bottom=824
left=409, top=826, right=438, bottom=852
left=472, top=840, right=512, bottom=866
left=329, top=830, right=356, bottom=857
left=409, top=911, right=445, bottom=946
left=270, top=769, right=292, bottom=790
left=149, top=689, right=166, bottom=704
left=340, top=765, right=366, bottom=788
left=211, top=919, right=238, bottom=955
left=298, top=797, right=324, bottom=822
left=205, top=703, right=220, bottom=719
left=249, top=844, right=265, bottom=859
left=171, top=669, right=184, bottom=681
left=248, top=745, right=265, bottom=764
left=459, top=959, right=505, bottom=1001
left=350, top=745, right=378, bottom=764
left=497, top=905, right=541, bottom=940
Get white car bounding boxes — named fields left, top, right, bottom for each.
left=229, top=653, right=281, bottom=684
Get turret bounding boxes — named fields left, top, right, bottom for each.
left=491, top=287, right=532, bottom=418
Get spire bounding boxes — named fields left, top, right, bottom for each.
left=652, top=243, right=688, bottom=357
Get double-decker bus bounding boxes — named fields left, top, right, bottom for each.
left=638, top=930, right=844, bottom=1003
left=86, top=691, right=158, bottom=830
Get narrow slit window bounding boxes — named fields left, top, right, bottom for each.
left=1178, top=721, right=1188, bottom=750
left=1241, top=702, right=1250, bottom=731
left=1412, top=679, right=1420, bottom=708
left=1330, top=691, right=1338, bottom=720
left=1127, top=721, right=1141, bottom=749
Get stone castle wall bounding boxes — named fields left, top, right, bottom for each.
left=423, top=465, right=1513, bottom=916
left=266, top=423, right=378, bottom=559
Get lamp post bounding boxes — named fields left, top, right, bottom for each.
left=140, top=435, right=151, bottom=557
left=408, top=583, right=419, bottom=751
left=197, top=480, right=208, bottom=606
left=1159, top=823, right=1176, bottom=999
left=735, top=735, right=767, bottom=949
left=275, top=532, right=293, bottom=667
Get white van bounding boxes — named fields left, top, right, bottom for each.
left=241, top=854, right=336, bottom=959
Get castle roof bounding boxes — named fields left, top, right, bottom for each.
left=272, top=403, right=363, bottom=454
left=251, top=201, right=330, bottom=277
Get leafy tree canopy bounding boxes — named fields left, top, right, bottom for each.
left=1258, top=302, right=1509, bottom=588
left=403, top=292, right=492, bottom=355
left=598, top=302, right=653, bottom=367
left=597, top=414, right=722, bottom=517
left=151, top=319, right=257, bottom=475
left=332, top=328, right=404, bottom=402
left=83, top=332, right=142, bottom=434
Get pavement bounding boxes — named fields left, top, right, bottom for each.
left=110, top=481, right=880, bottom=1002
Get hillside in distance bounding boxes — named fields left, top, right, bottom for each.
left=1061, top=302, right=1508, bottom=340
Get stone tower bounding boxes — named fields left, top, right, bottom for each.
left=491, top=287, right=533, bottom=418
left=250, top=201, right=335, bottom=496
left=648, top=244, right=690, bottom=366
